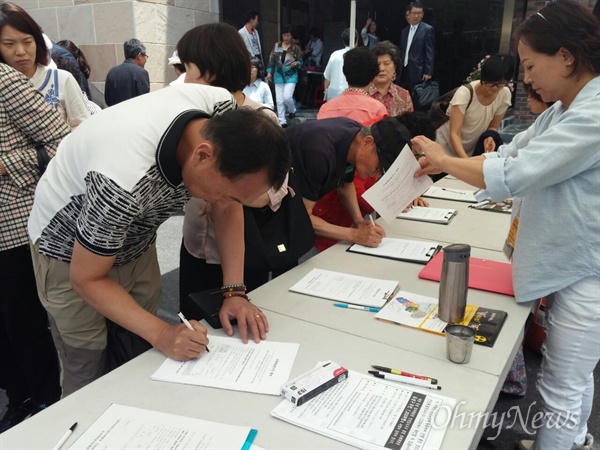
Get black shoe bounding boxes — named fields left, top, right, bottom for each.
left=281, top=123, right=288, bottom=129
left=0, top=399, right=32, bottom=434
left=288, top=113, right=296, bottom=119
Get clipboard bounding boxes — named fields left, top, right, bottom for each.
left=418, top=252, right=514, bottom=296
left=347, top=238, right=442, bottom=265
left=396, top=207, right=458, bottom=224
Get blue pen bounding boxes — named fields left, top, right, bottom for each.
left=333, top=303, right=380, bottom=313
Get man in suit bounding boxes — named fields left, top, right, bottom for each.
left=104, top=39, right=150, bottom=106
left=399, top=1, right=435, bottom=93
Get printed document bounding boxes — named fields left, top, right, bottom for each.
left=396, top=206, right=457, bottom=224
left=362, top=145, right=433, bottom=222
left=151, top=335, right=298, bottom=395
left=348, top=237, right=441, bottom=264
left=289, top=268, right=398, bottom=308
left=69, top=404, right=257, bottom=449
left=271, top=370, right=455, bottom=450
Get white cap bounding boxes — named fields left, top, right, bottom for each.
left=168, top=50, right=181, bottom=66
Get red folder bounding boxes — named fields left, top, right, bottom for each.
left=418, top=252, right=514, bottom=296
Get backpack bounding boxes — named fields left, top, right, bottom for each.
left=428, top=83, right=474, bottom=129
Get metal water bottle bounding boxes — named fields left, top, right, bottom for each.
left=438, top=244, right=471, bottom=323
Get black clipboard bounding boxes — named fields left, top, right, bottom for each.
left=346, top=243, right=442, bottom=265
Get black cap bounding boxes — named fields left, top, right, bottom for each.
left=371, top=117, right=413, bottom=174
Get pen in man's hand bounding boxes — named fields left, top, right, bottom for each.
left=177, top=312, right=210, bottom=352
left=52, top=422, right=77, bottom=450
left=369, top=214, right=376, bottom=226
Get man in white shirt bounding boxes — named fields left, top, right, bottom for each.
left=323, top=28, right=358, bottom=101
left=238, top=10, right=263, bottom=64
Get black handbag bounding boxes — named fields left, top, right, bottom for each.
left=243, top=170, right=315, bottom=272
left=106, top=319, right=152, bottom=370
left=36, top=145, right=51, bottom=175
left=428, top=83, right=474, bottom=129
left=411, top=80, right=440, bottom=111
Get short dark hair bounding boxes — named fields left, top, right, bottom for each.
left=518, top=0, right=600, bottom=78
left=281, top=25, right=294, bottom=38
left=177, top=22, right=251, bottom=92
left=244, top=10, right=258, bottom=23
left=56, top=39, right=90, bottom=78
left=0, top=2, right=49, bottom=66
left=53, top=55, right=81, bottom=86
left=480, top=54, right=515, bottom=83
left=309, top=27, right=320, bottom=39
left=124, top=38, right=146, bottom=59
left=396, top=111, right=436, bottom=141
left=204, top=109, right=290, bottom=190
left=250, top=56, right=266, bottom=79
left=409, top=1, right=425, bottom=11
left=341, top=28, right=358, bottom=47
left=372, top=40, right=401, bottom=70
left=343, top=47, right=379, bottom=87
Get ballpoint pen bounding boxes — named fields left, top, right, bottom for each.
left=333, top=303, right=381, bottom=313
left=441, top=187, right=468, bottom=194
left=369, top=371, right=441, bottom=390
left=178, top=312, right=210, bottom=352
left=369, top=214, right=376, bottom=226
left=371, top=365, right=438, bottom=384
left=52, top=422, right=77, bottom=450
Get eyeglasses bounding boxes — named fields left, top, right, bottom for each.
left=141, top=53, right=149, bottom=59
left=482, top=80, right=508, bottom=88
left=410, top=12, right=424, bottom=16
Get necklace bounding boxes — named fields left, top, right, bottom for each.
left=345, top=87, right=369, bottom=95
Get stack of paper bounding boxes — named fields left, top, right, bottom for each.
left=151, top=335, right=299, bottom=395
left=288, top=268, right=398, bottom=308
left=69, top=404, right=257, bottom=449
left=271, top=370, right=456, bottom=450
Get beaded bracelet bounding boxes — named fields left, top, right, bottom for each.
left=221, top=284, right=247, bottom=293
left=223, top=292, right=250, bottom=301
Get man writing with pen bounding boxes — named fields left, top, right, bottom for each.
left=286, top=116, right=435, bottom=247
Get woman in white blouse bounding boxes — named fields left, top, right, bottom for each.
left=243, top=57, right=274, bottom=110
left=0, top=3, right=90, bottom=128
left=436, top=54, right=514, bottom=158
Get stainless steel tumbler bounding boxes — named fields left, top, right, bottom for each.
left=438, top=244, right=470, bottom=323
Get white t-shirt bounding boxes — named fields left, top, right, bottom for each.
left=30, top=64, right=90, bottom=128
left=323, top=47, right=350, bottom=100
left=28, top=84, right=236, bottom=265
left=436, top=81, right=511, bottom=157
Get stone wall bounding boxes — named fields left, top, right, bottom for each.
left=13, top=0, right=220, bottom=105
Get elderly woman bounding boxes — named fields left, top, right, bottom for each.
left=266, top=26, right=303, bottom=127
left=369, top=40, right=413, bottom=116
left=414, top=2, right=599, bottom=449
left=0, top=63, right=70, bottom=432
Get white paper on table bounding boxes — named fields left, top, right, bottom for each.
left=348, top=237, right=441, bottom=264
left=151, top=335, right=298, bottom=395
left=271, top=370, right=456, bottom=450
left=68, top=404, right=257, bottom=450
left=396, top=206, right=457, bottom=224
left=362, top=145, right=433, bottom=223
left=422, top=186, right=478, bottom=203
left=288, top=268, right=398, bottom=308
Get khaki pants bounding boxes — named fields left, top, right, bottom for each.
left=31, top=242, right=161, bottom=396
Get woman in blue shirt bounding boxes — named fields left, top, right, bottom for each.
left=413, top=2, right=599, bottom=449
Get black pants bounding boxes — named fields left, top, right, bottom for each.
left=0, top=244, right=61, bottom=406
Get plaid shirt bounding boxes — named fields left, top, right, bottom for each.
left=0, top=63, right=70, bottom=251
left=369, top=83, right=414, bottom=117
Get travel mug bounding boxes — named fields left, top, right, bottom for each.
left=438, top=244, right=470, bottom=323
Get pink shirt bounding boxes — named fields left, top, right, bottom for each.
left=317, top=90, right=388, bottom=124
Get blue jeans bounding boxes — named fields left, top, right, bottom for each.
left=533, top=275, right=600, bottom=449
